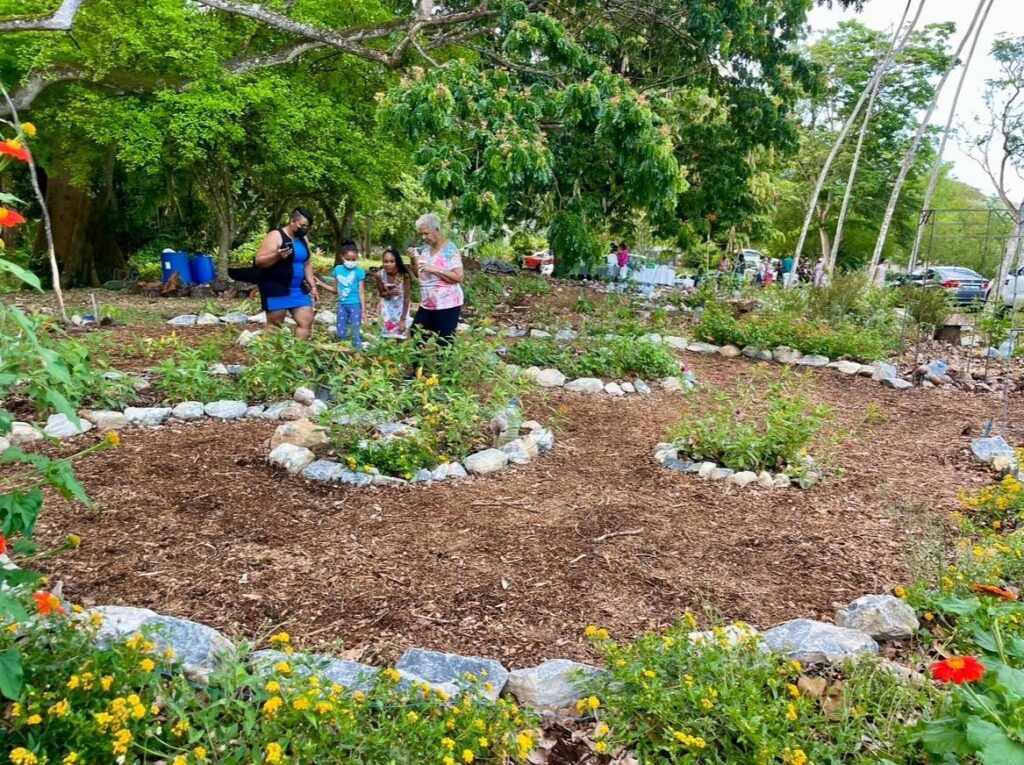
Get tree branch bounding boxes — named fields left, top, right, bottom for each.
left=0, top=0, right=84, bottom=32
left=226, top=41, right=327, bottom=73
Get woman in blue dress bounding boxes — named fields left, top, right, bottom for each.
left=251, top=207, right=318, bottom=339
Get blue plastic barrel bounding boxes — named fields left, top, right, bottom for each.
left=161, top=250, right=193, bottom=286
left=190, top=253, right=216, bottom=285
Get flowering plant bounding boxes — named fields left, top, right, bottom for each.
left=959, top=474, right=1024, bottom=530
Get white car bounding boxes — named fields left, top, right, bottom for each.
left=995, top=266, right=1024, bottom=308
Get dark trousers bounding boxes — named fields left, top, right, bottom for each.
left=412, top=305, right=461, bottom=347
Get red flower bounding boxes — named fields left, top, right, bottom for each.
left=0, top=208, right=26, bottom=227
left=33, top=590, right=66, bottom=617
left=0, top=139, right=29, bottom=162
left=969, top=583, right=1018, bottom=601
left=0, top=534, right=6, bottom=555
left=930, top=656, right=986, bottom=684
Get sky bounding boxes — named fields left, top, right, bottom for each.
left=807, top=0, right=1023, bottom=205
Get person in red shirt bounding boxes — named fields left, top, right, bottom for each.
left=616, top=243, right=630, bottom=291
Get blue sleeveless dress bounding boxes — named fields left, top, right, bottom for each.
left=265, top=238, right=312, bottom=311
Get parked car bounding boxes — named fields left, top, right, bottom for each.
left=905, top=266, right=989, bottom=306
left=992, top=265, right=1024, bottom=308
left=523, top=249, right=554, bottom=276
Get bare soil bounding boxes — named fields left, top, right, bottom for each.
left=35, top=353, right=1018, bottom=668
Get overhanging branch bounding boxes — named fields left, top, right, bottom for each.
left=0, top=0, right=84, bottom=32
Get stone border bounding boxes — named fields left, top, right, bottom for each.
left=517, top=366, right=692, bottom=396
left=652, top=442, right=804, bottom=489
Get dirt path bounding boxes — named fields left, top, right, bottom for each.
left=36, top=356, right=1018, bottom=668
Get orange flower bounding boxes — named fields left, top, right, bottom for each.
left=969, top=583, right=1017, bottom=601
left=0, top=535, right=6, bottom=555
left=0, top=139, right=29, bottom=162
left=930, top=656, right=985, bottom=684
left=33, top=591, right=66, bottom=616
left=0, top=208, right=27, bottom=227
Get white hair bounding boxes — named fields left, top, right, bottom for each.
left=416, top=213, right=442, bottom=233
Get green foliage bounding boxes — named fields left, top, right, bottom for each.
left=583, top=618, right=940, bottom=764
left=902, top=286, right=952, bottom=330
left=239, top=331, right=333, bottom=401
left=463, top=272, right=506, bottom=315
left=476, top=240, right=516, bottom=262
left=152, top=336, right=236, bottom=403
left=669, top=372, right=829, bottom=473
left=507, top=274, right=550, bottom=303
left=506, top=337, right=678, bottom=380
left=0, top=597, right=535, bottom=761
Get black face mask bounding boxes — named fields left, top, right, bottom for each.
left=294, top=226, right=309, bottom=238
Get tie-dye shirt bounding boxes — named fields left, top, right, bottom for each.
left=417, top=241, right=464, bottom=310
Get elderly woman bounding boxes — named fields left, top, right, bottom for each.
left=231, top=207, right=318, bottom=339
left=406, top=213, right=464, bottom=345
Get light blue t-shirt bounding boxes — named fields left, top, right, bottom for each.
left=331, top=264, right=366, bottom=305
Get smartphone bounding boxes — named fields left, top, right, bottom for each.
left=279, top=241, right=293, bottom=254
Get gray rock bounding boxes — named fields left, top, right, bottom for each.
left=131, top=376, right=152, bottom=393
left=279, top=403, right=307, bottom=421
left=757, top=470, right=775, bottom=489
left=726, top=471, right=758, bottom=488
left=525, top=428, right=555, bottom=453
left=446, top=462, right=468, bottom=479
left=92, top=605, right=234, bottom=682
left=773, top=347, right=801, bottom=365
left=373, top=474, right=408, bottom=487
left=262, top=401, right=292, bottom=420
left=248, top=312, right=267, bottom=324
left=565, top=377, right=604, bottom=394
left=9, top=422, right=41, bottom=445
left=196, top=312, right=221, bottom=326
left=634, top=379, right=652, bottom=395
left=221, top=312, right=249, bottom=324
left=555, top=329, right=578, bottom=342
left=167, top=314, right=198, bottom=327
left=301, top=460, right=348, bottom=482
left=395, top=648, right=509, bottom=701
left=246, top=405, right=266, bottom=418
left=269, top=443, right=316, bottom=474
left=204, top=400, right=248, bottom=420
left=687, top=342, right=720, bottom=354
left=653, top=443, right=678, bottom=463
left=971, top=436, right=1016, bottom=465
left=44, top=413, right=93, bottom=439
left=411, top=469, right=434, bottom=483
left=663, top=458, right=699, bottom=473
left=620, top=382, right=635, bottom=394
left=881, top=377, right=912, bottom=390
left=530, top=329, right=552, bottom=339
left=604, top=382, right=625, bottom=396
left=250, top=649, right=380, bottom=692
left=504, top=327, right=527, bottom=338
left=463, top=448, right=509, bottom=475
left=306, top=399, right=328, bottom=418
left=797, top=354, right=830, bottom=368
left=640, top=333, right=663, bottom=345
left=505, top=659, right=604, bottom=710
left=314, top=310, right=336, bottom=325
left=81, top=410, right=129, bottom=430
left=530, top=368, right=567, bottom=388
left=742, top=346, right=773, bottom=361
left=337, top=470, right=374, bottom=488
left=662, top=336, right=690, bottom=351
left=271, top=420, right=328, bottom=451
left=502, top=437, right=538, bottom=465
left=710, top=467, right=735, bottom=481
left=378, top=422, right=420, bottom=439
left=718, top=344, right=741, bottom=358
left=660, top=376, right=684, bottom=393
left=124, top=407, right=172, bottom=427
left=697, top=462, right=717, bottom=479
left=761, top=618, right=878, bottom=664
left=237, top=329, right=262, bottom=347
left=103, top=370, right=127, bottom=380
left=836, top=594, right=919, bottom=640
left=207, top=363, right=230, bottom=376
left=835, top=360, right=863, bottom=375
left=870, top=361, right=899, bottom=382
left=293, top=386, right=317, bottom=406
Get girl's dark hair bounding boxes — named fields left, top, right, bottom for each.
left=290, top=206, right=314, bottom=227
left=335, top=239, right=359, bottom=266
left=382, top=246, right=409, bottom=276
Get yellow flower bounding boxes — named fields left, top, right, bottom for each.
left=595, top=741, right=608, bottom=753
left=9, top=749, right=38, bottom=765
left=139, top=658, right=156, bottom=672
left=444, top=758, right=456, bottom=765
left=382, top=667, right=401, bottom=683
left=172, top=757, right=187, bottom=765
left=478, top=737, right=489, bottom=748
left=48, top=698, right=70, bottom=718
left=684, top=611, right=698, bottom=629
left=893, top=586, right=907, bottom=599
left=101, top=675, right=114, bottom=692
left=784, top=748, right=809, bottom=765
left=194, top=746, right=208, bottom=761
left=20, top=122, right=36, bottom=138
left=643, top=669, right=656, bottom=679
left=164, top=648, right=176, bottom=660
left=406, top=710, right=419, bottom=723
left=105, top=431, right=120, bottom=447
left=112, top=729, right=132, bottom=756
left=89, top=611, right=103, bottom=627
left=683, top=674, right=694, bottom=687
left=265, top=742, right=284, bottom=764
left=596, top=722, right=610, bottom=737
left=586, top=695, right=600, bottom=710
left=270, top=631, right=291, bottom=645
left=786, top=683, right=800, bottom=698
left=924, top=612, right=934, bottom=622
left=172, top=719, right=190, bottom=737
left=462, top=750, right=474, bottom=764
left=67, top=675, right=81, bottom=690
left=62, top=754, right=79, bottom=765
left=262, top=696, right=284, bottom=717
left=292, top=697, right=310, bottom=711
left=700, top=697, right=714, bottom=710
left=274, top=661, right=292, bottom=675
left=26, top=714, right=42, bottom=725
left=788, top=660, right=802, bottom=672
left=265, top=679, right=281, bottom=693
left=316, top=701, right=333, bottom=715
left=786, top=703, right=798, bottom=721
left=442, top=737, right=456, bottom=751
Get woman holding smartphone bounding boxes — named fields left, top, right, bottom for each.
left=238, top=207, right=318, bottom=339
left=406, top=213, right=464, bottom=346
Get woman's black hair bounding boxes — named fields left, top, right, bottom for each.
left=291, top=206, right=314, bottom=227
left=382, top=246, right=409, bottom=276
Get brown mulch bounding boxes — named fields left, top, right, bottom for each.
left=33, top=352, right=1020, bottom=670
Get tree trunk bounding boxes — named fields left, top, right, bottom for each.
left=992, top=202, right=1024, bottom=303
left=869, top=0, right=990, bottom=275
left=215, top=211, right=234, bottom=275
left=341, top=198, right=355, bottom=242
left=829, top=0, right=922, bottom=276
left=818, top=225, right=832, bottom=263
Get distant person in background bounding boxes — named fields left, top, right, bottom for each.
left=231, top=207, right=317, bottom=339
left=874, top=258, right=889, bottom=289
left=813, top=257, right=826, bottom=287
left=406, top=213, right=464, bottom=346
left=607, top=243, right=619, bottom=280
left=781, top=254, right=795, bottom=287
left=378, top=247, right=411, bottom=339
left=616, top=242, right=631, bottom=289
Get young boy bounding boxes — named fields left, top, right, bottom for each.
left=318, top=241, right=366, bottom=349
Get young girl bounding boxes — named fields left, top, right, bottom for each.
left=377, top=246, right=411, bottom=339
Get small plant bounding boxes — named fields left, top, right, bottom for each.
left=903, top=285, right=951, bottom=331
left=958, top=474, right=1024, bottom=531
left=669, top=372, right=829, bottom=473
left=153, top=337, right=238, bottom=402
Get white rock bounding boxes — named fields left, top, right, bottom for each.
left=797, top=354, right=830, bottom=368
left=124, top=407, right=172, bottom=427
left=653, top=443, right=678, bottom=464
left=773, top=347, right=801, bottom=365
left=688, top=342, right=720, bottom=354
left=773, top=474, right=792, bottom=489
left=207, top=363, right=229, bottom=376
left=836, top=595, right=919, bottom=640
left=711, top=467, right=734, bottom=481
left=237, top=329, right=262, bottom=347
left=604, top=382, right=625, bottom=396
left=521, top=420, right=544, bottom=432
left=525, top=428, right=555, bottom=452
left=245, top=405, right=266, bottom=418
left=726, top=471, right=758, bottom=488
left=757, top=470, right=774, bottom=489
left=293, top=386, right=317, bottom=405
left=268, top=443, right=316, bottom=474
left=634, top=379, right=652, bottom=395
left=555, top=329, right=578, bottom=342
left=204, top=400, right=248, bottom=420
left=660, top=377, right=684, bottom=393
left=689, top=623, right=761, bottom=648
left=279, top=403, right=307, bottom=421
left=0, top=437, right=8, bottom=454
left=271, top=420, right=329, bottom=451
left=463, top=448, right=509, bottom=475
left=502, top=437, right=538, bottom=465
left=248, top=312, right=267, bottom=324
left=621, top=382, right=635, bottom=394
left=306, top=399, right=328, bottom=418
left=640, top=333, right=663, bottom=345
left=81, top=410, right=129, bottom=430
left=530, top=329, right=552, bottom=339
left=9, top=422, right=41, bottom=445
left=564, top=377, right=604, bottom=394
left=718, top=344, right=741, bottom=358
left=196, top=312, right=221, bottom=326
left=505, top=660, right=604, bottom=710
left=531, top=368, right=567, bottom=388
left=315, top=310, right=335, bottom=325
left=697, top=461, right=717, bottom=479
left=44, top=413, right=93, bottom=439
left=881, top=377, right=912, bottom=390
left=261, top=401, right=292, bottom=420
left=446, top=462, right=468, bottom=479
left=167, top=314, right=198, bottom=327
left=662, top=336, right=689, bottom=351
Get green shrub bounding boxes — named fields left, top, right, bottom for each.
left=668, top=372, right=829, bottom=473
left=505, top=339, right=569, bottom=370
left=464, top=272, right=506, bottom=314
left=583, top=618, right=940, bottom=764
left=902, top=285, right=952, bottom=330
left=239, top=330, right=334, bottom=401
left=477, top=239, right=516, bottom=262
left=507, top=337, right=678, bottom=379
left=153, top=336, right=238, bottom=403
